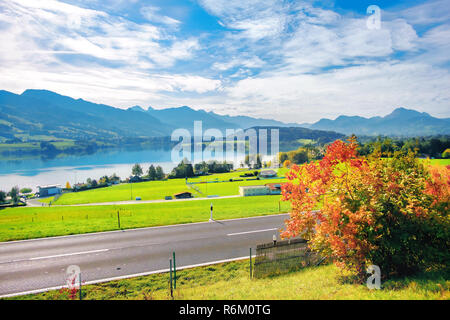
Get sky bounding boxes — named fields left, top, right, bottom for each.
left=0, top=0, right=449, bottom=123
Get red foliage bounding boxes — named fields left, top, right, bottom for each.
left=281, top=138, right=450, bottom=278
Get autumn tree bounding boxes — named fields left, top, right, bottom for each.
left=281, top=138, right=450, bottom=280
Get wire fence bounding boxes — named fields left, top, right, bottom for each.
left=253, top=238, right=322, bottom=278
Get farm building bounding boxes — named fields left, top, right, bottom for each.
left=37, top=185, right=62, bottom=197
left=265, top=183, right=282, bottom=194
left=174, top=192, right=193, bottom=199
left=239, top=183, right=282, bottom=197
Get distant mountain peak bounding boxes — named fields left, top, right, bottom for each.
left=386, top=107, right=431, bottom=119
left=128, top=105, right=147, bottom=112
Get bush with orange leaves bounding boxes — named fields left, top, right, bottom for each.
left=281, top=138, right=450, bottom=280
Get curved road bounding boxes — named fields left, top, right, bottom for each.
left=0, top=214, right=290, bottom=298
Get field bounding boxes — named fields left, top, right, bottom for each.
left=0, top=195, right=290, bottom=242
left=41, top=169, right=288, bottom=205
left=10, top=259, right=448, bottom=300
left=429, top=159, right=450, bottom=166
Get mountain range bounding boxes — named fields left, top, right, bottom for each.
left=302, top=108, right=450, bottom=136
left=0, top=89, right=449, bottom=143
left=0, top=89, right=297, bottom=142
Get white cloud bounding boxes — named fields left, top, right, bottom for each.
left=140, top=6, right=181, bottom=27
left=219, top=61, right=450, bottom=122
left=0, top=0, right=448, bottom=124
left=0, top=0, right=218, bottom=106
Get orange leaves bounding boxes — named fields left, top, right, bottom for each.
left=425, top=165, right=450, bottom=203
left=281, top=138, right=450, bottom=278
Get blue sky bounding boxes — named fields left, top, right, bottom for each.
left=0, top=0, right=449, bottom=123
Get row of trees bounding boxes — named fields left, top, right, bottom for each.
left=131, top=164, right=165, bottom=181
left=194, top=160, right=233, bottom=174
left=168, top=159, right=234, bottom=179
left=357, top=136, right=450, bottom=158
left=72, top=174, right=120, bottom=191
left=278, top=136, right=450, bottom=166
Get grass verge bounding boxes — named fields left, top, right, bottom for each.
left=8, top=260, right=449, bottom=300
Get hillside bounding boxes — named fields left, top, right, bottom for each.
left=247, top=126, right=345, bottom=152
left=0, top=90, right=172, bottom=141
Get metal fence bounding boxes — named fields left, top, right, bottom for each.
left=253, top=238, right=322, bottom=278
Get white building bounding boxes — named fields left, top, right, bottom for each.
left=239, top=183, right=282, bottom=197
left=37, top=185, right=62, bottom=197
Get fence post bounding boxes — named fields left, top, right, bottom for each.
left=173, top=252, right=176, bottom=289
left=169, top=259, right=173, bottom=298
left=117, top=210, right=121, bottom=229
left=250, top=248, right=252, bottom=279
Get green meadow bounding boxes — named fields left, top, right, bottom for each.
left=0, top=195, right=290, bottom=242
left=40, top=169, right=287, bottom=205
left=428, top=158, right=450, bottom=166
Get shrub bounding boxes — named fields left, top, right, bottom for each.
left=281, top=138, right=450, bottom=280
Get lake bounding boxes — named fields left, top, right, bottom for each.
left=0, top=147, right=248, bottom=192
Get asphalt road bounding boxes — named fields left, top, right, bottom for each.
left=0, top=214, right=290, bottom=297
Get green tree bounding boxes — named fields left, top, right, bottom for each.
left=169, top=158, right=194, bottom=178
left=132, top=163, right=143, bottom=177
left=155, top=166, right=165, bottom=180
left=0, top=190, right=6, bottom=203
left=291, top=150, right=308, bottom=164
left=148, top=165, right=157, bottom=180
left=255, top=154, right=262, bottom=169
left=8, top=186, right=20, bottom=204
left=20, top=188, right=32, bottom=194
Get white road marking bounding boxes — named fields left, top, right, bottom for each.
left=227, top=228, right=278, bottom=236
left=28, top=249, right=109, bottom=261
left=0, top=255, right=256, bottom=298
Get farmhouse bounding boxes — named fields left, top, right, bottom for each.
left=37, top=184, right=62, bottom=197
left=174, top=192, right=193, bottom=199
